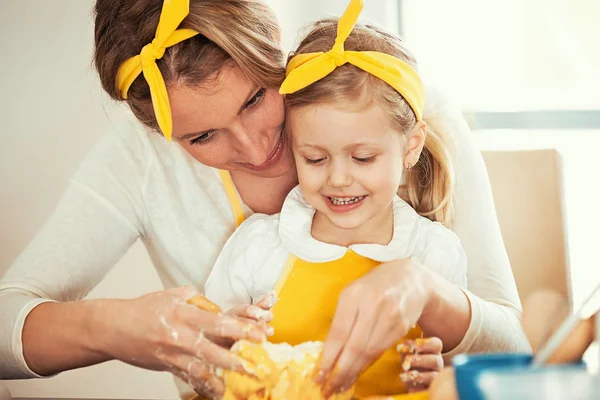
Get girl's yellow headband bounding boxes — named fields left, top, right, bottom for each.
left=280, top=0, right=425, bottom=121
left=116, top=0, right=198, bottom=141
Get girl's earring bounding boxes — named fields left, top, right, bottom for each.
left=406, top=162, right=413, bottom=170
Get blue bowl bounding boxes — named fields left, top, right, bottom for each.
left=453, top=353, right=532, bottom=400
left=477, top=363, right=592, bottom=400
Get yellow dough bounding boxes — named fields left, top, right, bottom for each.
left=223, top=340, right=354, bottom=400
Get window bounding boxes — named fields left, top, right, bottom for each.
left=400, top=0, right=600, bottom=116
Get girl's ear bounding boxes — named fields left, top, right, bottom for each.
left=404, top=121, right=427, bottom=169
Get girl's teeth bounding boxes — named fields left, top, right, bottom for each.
left=329, top=196, right=365, bottom=205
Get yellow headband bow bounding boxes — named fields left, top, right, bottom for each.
left=116, top=0, right=198, bottom=141
left=280, top=0, right=425, bottom=121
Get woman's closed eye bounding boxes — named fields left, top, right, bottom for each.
left=189, top=88, right=266, bottom=146
left=245, top=87, right=266, bottom=109
left=190, top=131, right=216, bottom=146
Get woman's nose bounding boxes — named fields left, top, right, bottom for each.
left=233, top=127, right=270, bottom=166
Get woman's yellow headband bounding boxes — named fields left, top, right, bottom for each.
left=280, top=0, right=425, bottom=121
left=116, top=0, right=198, bottom=141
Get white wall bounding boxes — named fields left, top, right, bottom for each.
left=274, top=0, right=399, bottom=50
left=0, top=1, right=178, bottom=398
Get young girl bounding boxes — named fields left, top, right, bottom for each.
left=205, top=0, right=467, bottom=397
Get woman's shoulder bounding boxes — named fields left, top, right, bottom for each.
left=89, top=119, right=211, bottom=168
left=69, top=119, right=225, bottom=227
left=80, top=119, right=220, bottom=191
left=75, top=120, right=169, bottom=180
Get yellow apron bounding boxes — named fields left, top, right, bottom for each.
left=217, top=170, right=423, bottom=399
left=270, top=251, right=421, bottom=397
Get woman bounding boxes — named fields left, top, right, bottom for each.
left=0, top=0, right=530, bottom=398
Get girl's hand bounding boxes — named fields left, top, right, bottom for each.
left=96, top=286, right=271, bottom=398
left=398, top=337, right=444, bottom=392
left=316, top=259, right=433, bottom=397
left=224, top=292, right=277, bottom=342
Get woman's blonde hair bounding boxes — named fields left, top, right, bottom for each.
left=285, top=20, right=455, bottom=227
left=93, top=0, right=286, bottom=132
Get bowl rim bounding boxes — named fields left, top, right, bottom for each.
left=453, top=353, right=533, bottom=368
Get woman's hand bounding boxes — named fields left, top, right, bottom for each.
left=95, top=286, right=271, bottom=398
left=398, top=337, right=444, bottom=392
left=316, top=259, right=433, bottom=397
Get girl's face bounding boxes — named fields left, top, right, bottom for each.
left=168, top=65, right=294, bottom=178
left=289, top=101, right=411, bottom=233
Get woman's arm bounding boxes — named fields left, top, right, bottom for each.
left=21, top=299, right=118, bottom=375
left=319, top=90, right=530, bottom=394
left=421, top=87, right=530, bottom=356
left=0, top=155, right=143, bottom=378
left=0, top=132, right=268, bottom=398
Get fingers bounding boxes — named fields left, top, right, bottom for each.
left=187, top=294, right=223, bottom=314
left=227, top=304, right=273, bottom=323
left=225, top=304, right=275, bottom=338
left=398, top=337, right=444, bottom=392
left=317, top=296, right=359, bottom=384
left=182, top=306, right=268, bottom=342
left=181, top=329, right=248, bottom=372
left=170, top=354, right=225, bottom=399
left=401, top=353, right=444, bottom=372
left=322, top=309, right=381, bottom=397
left=204, top=333, right=235, bottom=350
left=400, top=370, right=439, bottom=392
left=324, top=300, right=399, bottom=397
left=399, top=337, right=444, bottom=372
left=255, top=291, right=278, bottom=310
left=416, top=337, right=443, bottom=353
left=398, top=337, right=443, bottom=356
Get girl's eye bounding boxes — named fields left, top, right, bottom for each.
left=190, top=131, right=216, bottom=146
left=353, top=156, right=377, bottom=164
left=245, top=88, right=266, bottom=109
left=304, top=157, right=326, bottom=165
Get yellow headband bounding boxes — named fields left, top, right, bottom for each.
left=116, top=0, right=198, bottom=141
left=279, top=0, right=425, bottom=121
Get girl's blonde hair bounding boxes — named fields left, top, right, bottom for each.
left=285, top=20, right=455, bottom=227
left=93, top=0, right=286, bottom=132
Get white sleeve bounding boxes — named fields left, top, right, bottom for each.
left=417, top=222, right=468, bottom=289
left=424, top=87, right=531, bottom=356
left=204, top=214, right=284, bottom=311
left=0, top=128, right=148, bottom=379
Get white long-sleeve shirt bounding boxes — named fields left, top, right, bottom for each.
left=0, top=88, right=530, bottom=379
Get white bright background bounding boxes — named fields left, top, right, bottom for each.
left=1, top=0, right=598, bottom=398
left=399, top=0, right=600, bottom=310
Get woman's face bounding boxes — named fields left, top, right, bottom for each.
left=169, top=65, right=293, bottom=178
